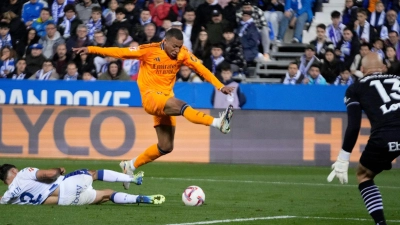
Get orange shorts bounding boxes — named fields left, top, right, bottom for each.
left=141, top=90, right=176, bottom=127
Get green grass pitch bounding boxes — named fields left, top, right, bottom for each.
left=1, top=158, right=399, bottom=225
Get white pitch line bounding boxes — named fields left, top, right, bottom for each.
left=165, top=215, right=400, bottom=225
left=149, top=177, right=400, bottom=189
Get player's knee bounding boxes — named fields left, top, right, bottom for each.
left=158, top=143, right=173, bottom=154
left=356, top=163, right=375, bottom=184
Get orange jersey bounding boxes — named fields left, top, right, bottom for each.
left=87, top=42, right=225, bottom=95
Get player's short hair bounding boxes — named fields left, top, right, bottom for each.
left=331, top=10, right=341, bottom=18
left=0, top=164, right=16, bottom=182
left=220, top=62, right=231, bottom=71
left=165, top=28, right=184, bottom=41
left=317, top=23, right=326, bottom=30
left=92, top=6, right=102, bottom=13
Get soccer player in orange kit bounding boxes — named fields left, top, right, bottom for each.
left=73, top=28, right=235, bottom=189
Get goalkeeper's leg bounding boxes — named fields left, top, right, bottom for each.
left=357, top=163, right=386, bottom=225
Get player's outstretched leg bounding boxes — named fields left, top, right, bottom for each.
left=110, top=192, right=165, bottom=205
left=181, top=104, right=234, bottom=134
left=96, top=169, right=144, bottom=185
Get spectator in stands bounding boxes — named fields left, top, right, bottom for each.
left=66, top=24, right=92, bottom=55
left=57, top=5, right=83, bottom=40
left=107, top=7, right=134, bottom=46
left=87, top=6, right=104, bottom=41
left=158, top=19, right=172, bottom=38
left=385, top=46, right=399, bottom=74
left=0, top=22, right=12, bottom=49
left=310, top=24, right=334, bottom=60
left=15, top=28, right=39, bottom=58
left=52, top=43, right=71, bottom=75
left=51, top=0, right=68, bottom=25
left=195, top=0, right=223, bottom=29
left=363, top=0, right=380, bottom=13
left=206, top=9, right=229, bottom=45
left=303, top=63, right=327, bottom=85
left=26, top=43, right=46, bottom=74
left=0, top=46, right=15, bottom=78
left=238, top=10, right=267, bottom=64
left=335, top=27, right=360, bottom=68
left=277, top=0, right=313, bottom=43
left=93, top=30, right=108, bottom=47
left=371, top=38, right=385, bottom=58
left=259, top=0, right=284, bottom=41
left=75, top=0, right=100, bottom=24
left=350, top=42, right=371, bottom=78
left=167, top=0, right=187, bottom=22
left=386, top=31, right=400, bottom=59
left=334, top=67, right=354, bottom=85
left=190, top=0, right=205, bottom=9
left=75, top=52, right=96, bottom=75
left=98, top=61, right=130, bottom=80
left=29, top=59, right=59, bottom=80
left=221, top=26, right=246, bottom=73
left=237, top=1, right=271, bottom=59
left=22, top=0, right=46, bottom=27
left=149, top=0, right=171, bottom=27
left=321, top=49, right=340, bottom=84
left=183, top=7, right=200, bottom=45
left=298, top=44, right=320, bottom=76
left=354, top=8, right=377, bottom=44
left=122, top=41, right=140, bottom=80
left=114, top=28, right=133, bottom=47
left=368, top=2, right=386, bottom=31
left=7, top=58, right=31, bottom=79
left=132, top=8, right=152, bottom=41
left=57, top=5, right=82, bottom=40
left=1, top=11, right=25, bottom=47
left=138, top=23, right=162, bottom=44
left=282, top=61, right=305, bottom=84
left=326, top=11, right=346, bottom=47
left=124, top=1, right=140, bottom=24
left=103, top=0, right=119, bottom=26
left=212, top=62, right=246, bottom=109
left=193, top=30, right=212, bottom=62
left=218, top=0, right=237, bottom=29
left=39, top=23, right=65, bottom=59
left=177, top=65, right=202, bottom=82
left=63, top=61, right=80, bottom=80
left=82, top=70, right=97, bottom=81
left=32, top=8, right=54, bottom=38
left=171, top=21, right=192, bottom=51
left=342, top=0, right=358, bottom=28
left=1, top=0, right=23, bottom=15
left=204, top=43, right=228, bottom=80
left=385, top=10, right=400, bottom=34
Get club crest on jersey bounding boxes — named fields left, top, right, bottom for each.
left=190, top=55, right=197, bottom=62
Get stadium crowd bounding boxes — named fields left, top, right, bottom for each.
left=0, top=0, right=399, bottom=86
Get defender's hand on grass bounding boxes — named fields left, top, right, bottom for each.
left=220, top=86, right=235, bottom=95
left=327, top=150, right=350, bottom=184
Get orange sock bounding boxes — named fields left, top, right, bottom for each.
left=133, top=144, right=164, bottom=168
left=182, top=106, right=214, bottom=126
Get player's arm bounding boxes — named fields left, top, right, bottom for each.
left=182, top=52, right=225, bottom=90
left=327, top=85, right=361, bottom=184
left=36, top=168, right=66, bottom=182
left=73, top=46, right=144, bottom=60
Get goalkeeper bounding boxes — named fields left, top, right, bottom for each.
left=327, top=52, right=400, bottom=225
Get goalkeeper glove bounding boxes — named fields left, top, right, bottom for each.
left=327, top=150, right=350, bottom=184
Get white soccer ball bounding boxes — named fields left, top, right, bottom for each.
left=182, top=185, right=205, bottom=206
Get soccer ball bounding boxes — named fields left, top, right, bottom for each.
left=182, top=185, right=205, bottom=206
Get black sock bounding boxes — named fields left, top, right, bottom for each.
left=358, top=180, right=386, bottom=225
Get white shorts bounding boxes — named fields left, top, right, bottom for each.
left=58, top=170, right=96, bottom=206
